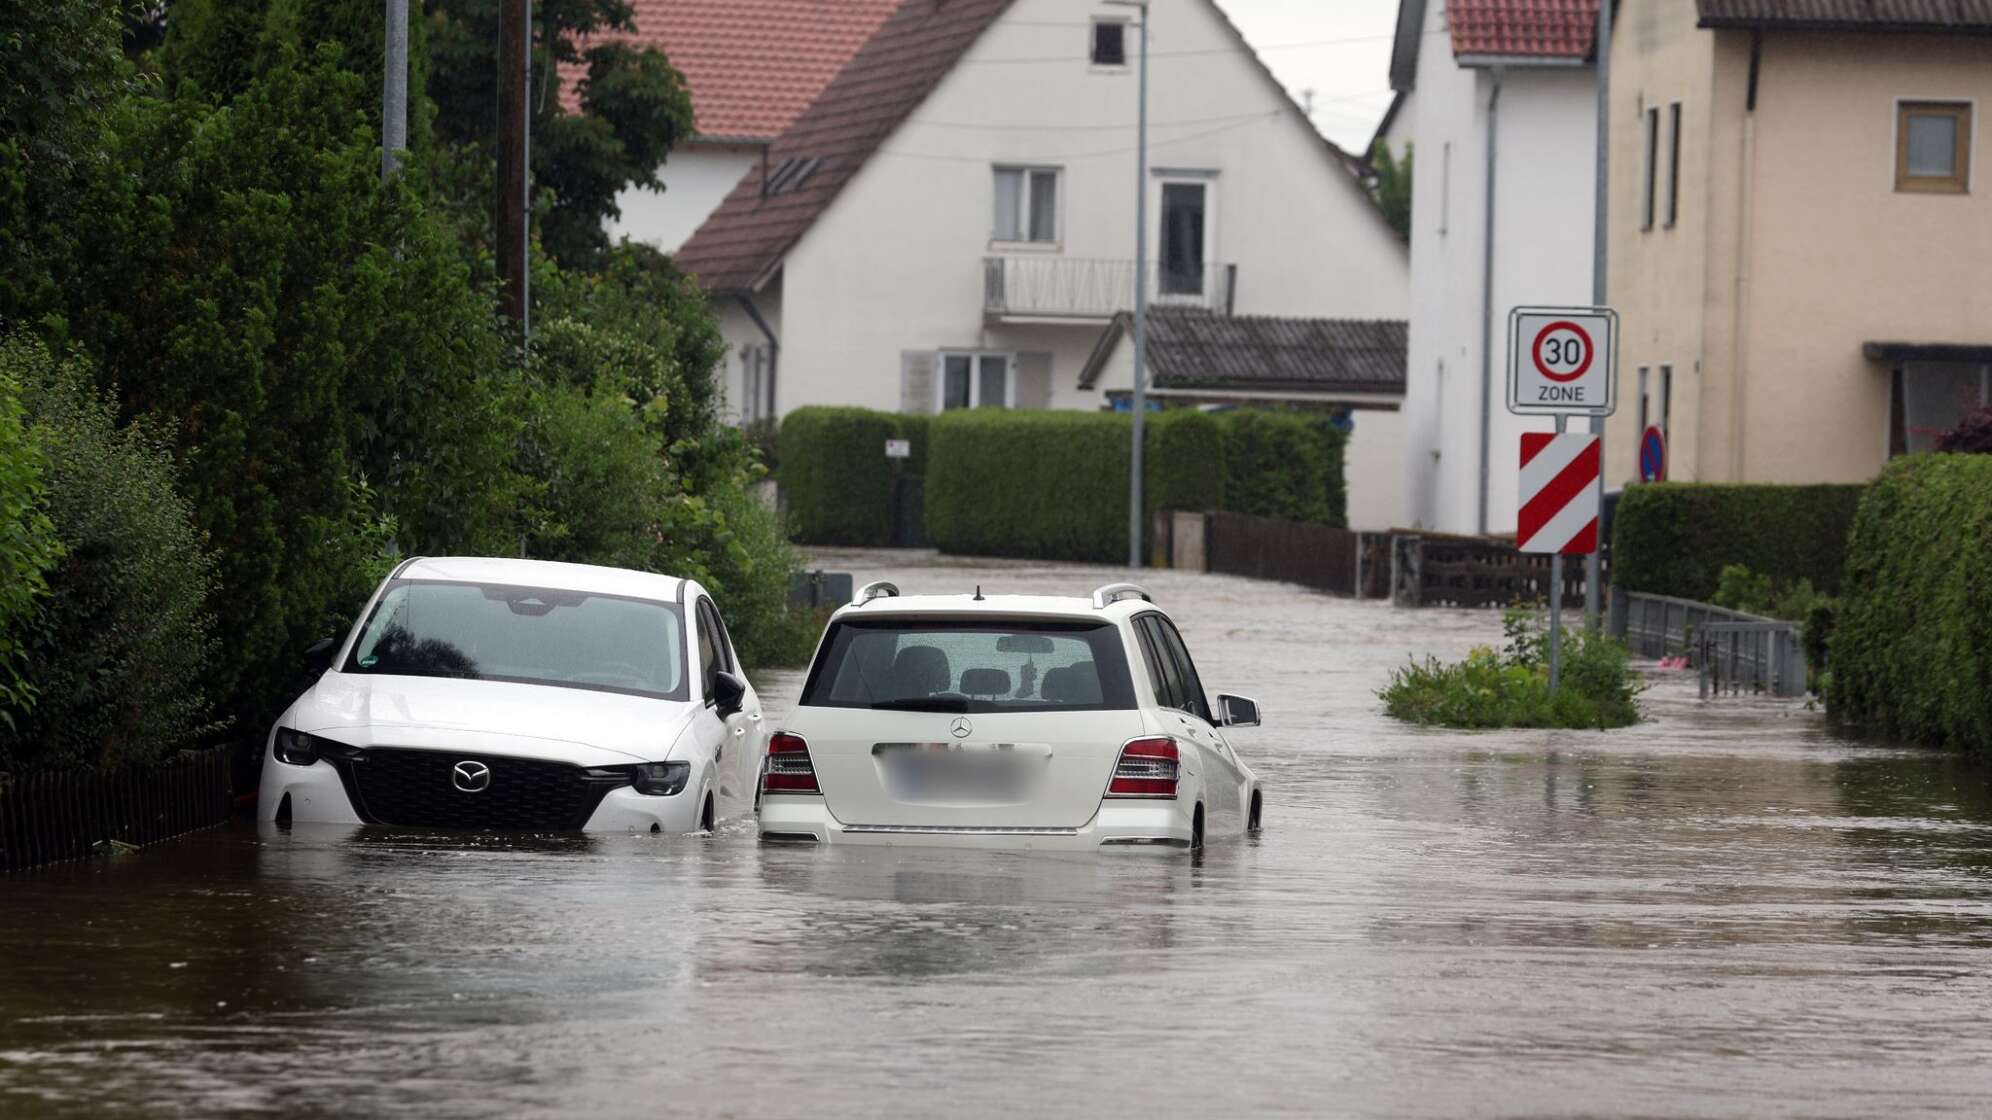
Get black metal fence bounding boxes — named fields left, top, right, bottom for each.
left=0, top=747, right=234, bottom=872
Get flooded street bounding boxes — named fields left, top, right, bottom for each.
left=6, top=549, right=1992, bottom=1118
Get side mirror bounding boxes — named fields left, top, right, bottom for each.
left=1216, top=693, right=1261, bottom=728
left=711, top=670, right=748, bottom=718
left=303, top=637, right=338, bottom=674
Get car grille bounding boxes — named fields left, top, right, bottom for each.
left=333, top=749, right=618, bottom=832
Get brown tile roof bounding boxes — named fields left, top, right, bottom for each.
left=1081, top=309, right=1408, bottom=396
left=1448, top=0, right=1599, bottom=60
left=674, top=0, right=1015, bottom=291
left=1697, top=0, right=1992, bottom=30
left=558, top=0, right=901, bottom=142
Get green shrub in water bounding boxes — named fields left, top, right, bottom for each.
left=1380, top=602, right=1641, bottom=730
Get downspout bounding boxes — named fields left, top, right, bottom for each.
left=1476, top=67, right=1504, bottom=535
left=734, top=292, right=779, bottom=419
left=1728, top=32, right=1761, bottom=481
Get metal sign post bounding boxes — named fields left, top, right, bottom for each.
left=1508, top=305, right=1618, bottom=692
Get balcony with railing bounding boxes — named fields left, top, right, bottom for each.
left=983, top=256, right=1235, bottom=323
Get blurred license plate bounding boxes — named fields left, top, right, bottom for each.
left=875, top=743, right=1045, bottom=803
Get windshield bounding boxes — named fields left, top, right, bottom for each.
left=342, top=580, right=688, bottom=700
left=800, top=618, right=1136, bottom=713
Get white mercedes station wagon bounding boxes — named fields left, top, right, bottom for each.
left=258, top=557, right=767, bottom=834
left=758, top=582, right=1262, bottom=851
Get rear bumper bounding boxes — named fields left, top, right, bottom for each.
left=756, top=796, right=1192, bottom=850
left=256, top=756, right=706, bottom=833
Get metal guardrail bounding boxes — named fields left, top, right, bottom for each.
left=1698, top=621, right=1807, bottom=699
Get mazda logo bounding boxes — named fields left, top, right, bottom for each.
left=451, top=760, right=492, bottom=793
left=949, top=717, right=972, bottom=739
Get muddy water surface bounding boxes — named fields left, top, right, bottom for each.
left=5, top=550, right=1992, bottom=1118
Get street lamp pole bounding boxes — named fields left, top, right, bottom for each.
left=1109, top=0, right=1150, bottom=569
left=382, top=0, right=407, bottom=182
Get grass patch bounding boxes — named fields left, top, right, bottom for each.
left=1381, top=604, right=1643, bottom=730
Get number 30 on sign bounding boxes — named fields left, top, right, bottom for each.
left=1506, top=306, right=1619, bottom=417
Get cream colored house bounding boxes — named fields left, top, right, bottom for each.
left=1604, top=0, right=1992, bottom=488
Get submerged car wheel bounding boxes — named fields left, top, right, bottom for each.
left=1248, top=791, right=1262, bottom=832
left=701, top=792, right=716, bottom=833
left=1191, top=804, right=1205, bottom=850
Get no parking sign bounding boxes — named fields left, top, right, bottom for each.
left=1507, top=307, right=1619, bottom=417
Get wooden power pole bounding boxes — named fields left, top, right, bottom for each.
left=495, top=0, right=530, bottom=336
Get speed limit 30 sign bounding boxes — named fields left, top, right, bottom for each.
left=1507, top=306, right=1619, bottom=416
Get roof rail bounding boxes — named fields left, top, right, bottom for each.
left=854, top=580, right=900, bottom=606
left=1090, top=582, right=1152, bottom=609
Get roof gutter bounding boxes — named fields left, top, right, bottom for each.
left=1455, top=54, right=1589, bottom=68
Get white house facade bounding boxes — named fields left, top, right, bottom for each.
left=1392, top=0, right=1600, bottom=535
left=677, top=0, right=1413, bottom=527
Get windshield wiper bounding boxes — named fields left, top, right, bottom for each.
left=869, top=697, right=970, bottom=713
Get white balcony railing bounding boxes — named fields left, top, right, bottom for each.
left=983, top=256, right=1235, bottom=321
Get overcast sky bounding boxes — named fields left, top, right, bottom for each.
left=1214, top=0, right=1402, bottom=153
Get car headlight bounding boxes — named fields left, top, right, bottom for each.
left=631, top=761, right=690, bottom=796
left=273, top=728, right=335, bottom=766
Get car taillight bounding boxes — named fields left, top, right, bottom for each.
left=1107, top=737, right=1179, bottom=798
left=762, top=731, right=819, bottom=795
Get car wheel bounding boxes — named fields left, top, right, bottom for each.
left=701, top=792, right=716, bottom=833
left=1190, top=804, right=1205, bottom=850
left=1248, top=790, right=1262, bottom=832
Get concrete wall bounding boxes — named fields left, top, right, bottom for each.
left=610, top=145, right=759, bottom=254
left=1401, top=0, right=1598, bottom=536
left=719, top=0, right=1408, bottom=418
left=1608, top=5, right=1992, bottom=485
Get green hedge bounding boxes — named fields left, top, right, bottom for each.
left=1611, top=483, right=1867, bottom=600
left=1829, top=455, right=1992, bottom=752
left=779, top=407, right=904, bottom=546
left=1215, top=411, right=1348, bottom=526
left=924, top=409, right=1229, bottom=563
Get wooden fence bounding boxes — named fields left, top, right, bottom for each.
left=1, top=747, right=234, bottom=872
left=1389, top=532, right=1600, bottom=609
left=1157, top=511, right=1390, bottom=598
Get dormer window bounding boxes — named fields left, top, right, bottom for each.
left=1091, top=18, right=1127, bottom=66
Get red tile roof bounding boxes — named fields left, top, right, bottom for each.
left=675, top=0, right=1016, bottom=292
left=1448, top=0, right=1599, bottom=60
left=558, top=0, right=901, bottom=142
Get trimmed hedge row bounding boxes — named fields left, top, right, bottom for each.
left=1829, top=454, right=1992, bottom=752
left=1611, top=482, right=1867, bottom=600
left=779, top=407, right=924, bottom=546
left=1215, top=411, right=1348, bottom=527
left=925, top=409, right=1226, bottom=563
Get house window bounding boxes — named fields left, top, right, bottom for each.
left=1665, top=102, right=1681, bottom=227
left=994, top=166, right=1059, bottom=243
left=1158, top=180, right=1209, bottom=296
left=1659, top=364, right=1673, bottom=434
left=1637, top=366, right=1650, bottom=433
left=1091, top=18, right=1127, bottom=66
left=1891, top=362, right=1990, bottom=454
left=940, top=352, right=1011, bottom=410
left=1896, top=101, right=1971, bottom=193
left=1641, top=105, right=1659, bottom=230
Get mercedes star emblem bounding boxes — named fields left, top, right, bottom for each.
left=451, top=760, right=492, bottom=793
left=949, top=717, right=973, bottom=739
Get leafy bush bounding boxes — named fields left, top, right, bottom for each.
left=1611, top=483, right=1866, bottom=600
left=925, top=409, right=1225, bottom=563
left=1829, top=454, right=1992, bottom=751
left=0, top=358, right=61, bottom=729
left=1213, top=410, right=1346, bottom=526
left=1, top=341, right=218, bottom=771
left=1381, top=602, right=1641, bottom=729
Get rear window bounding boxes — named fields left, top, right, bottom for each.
left=800, top=618, right=1136, bottom=713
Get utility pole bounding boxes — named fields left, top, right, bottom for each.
left=496, top=0, right=532, bottom=340
left=1108, top=0, right=1150, bottom=569
left=382, top=0, right=408, bottom=182
left=1585, top=0, right=1612, bottom=632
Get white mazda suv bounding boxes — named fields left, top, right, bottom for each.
left=257, top=556, right=767, bottom=834
left=757, top=582, right=1262, bottom=851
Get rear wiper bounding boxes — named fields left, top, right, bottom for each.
left=869, top=697, right=970, bottom=712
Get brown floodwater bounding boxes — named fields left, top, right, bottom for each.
left=5, top=550, right=1992, bottom=1118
